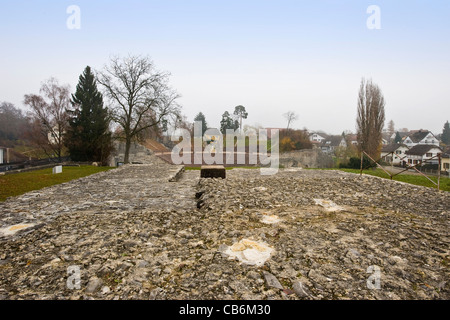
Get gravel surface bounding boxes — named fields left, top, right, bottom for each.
left=0, top=156, right=448, bottom=300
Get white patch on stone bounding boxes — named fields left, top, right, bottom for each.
left=0, top=224, right=35, bottom=237
left=104, top=200, right=120, bottom=205
left=261, top=212, right=282, bottom=224
left=313, top=199, right=344, bottom=212
left=42, top=258, right=62, bottom=269
left=101, top=286, right=111, bottom=295
left=223, top=239, right=274, bottom=266
left=253, top=187, right=267, bottom=192
left=284, top=168, right=303, bottom=171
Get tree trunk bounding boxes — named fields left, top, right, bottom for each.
left=240, top=116, right=243, bottom=134
left=124, top=137, right=131, bottom=164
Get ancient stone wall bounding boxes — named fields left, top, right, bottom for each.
left=279, top=149, right=334, bottom=168
left=0, top=154, right=448, bottom=300
left=108, top=141, right=154, bottom=166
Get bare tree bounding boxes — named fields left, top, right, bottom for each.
left=23, top=78, right=70, bottom=161
left=387, top=120, right=395, bottom=137
left=0, top=102, right=28, bottom=146
left=283, top=111, right=298, bottom=131
left=356, top=78, right=386, bottom=160
left=97, top=55, right=180, bottom=163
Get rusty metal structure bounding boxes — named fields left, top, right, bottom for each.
left=360, top=151, right=442, bottom=191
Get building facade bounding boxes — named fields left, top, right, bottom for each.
left=403, top=130, right=440, bottom=148
left=405, top=145, right=443, bottom=166
left=381, top=144, right=409, bottom=166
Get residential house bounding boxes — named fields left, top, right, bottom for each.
left=441, top=153, right=450, bottom=174
left=381, top=144, right=409, bottom=166
left=320, top=136, right=347, bottom=154
left=403, top=130, right=440, bottom=148
left=309, top=133, right=327, bottom=143
left=390, top=131, right=410, bottom=144
left=345, top=134, right=358, bottom=146
left=381, top=132, right=391, bottom=145
left=47, top=126, right=65, bottom=145
left=405, top=144, right=442, bottom=166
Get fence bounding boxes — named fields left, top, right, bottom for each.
left=0, top=157, right=71, bottom=173
left=360, top=151, right=443, bottom=191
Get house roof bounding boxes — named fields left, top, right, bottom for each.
left=394, top=132, right=409, bottom=137
left=391, top=131, right=409, bottom=141
left=442, top=153, right=450, bottom=159
left=382, top=132, right=392, bottom=141
left=321, top=136, right=344, bottom=147
left=381, top=143, right=408, bottom=153
left=405, top=144, right=442, bottom=156
left=406, top=130, right=434, bottom=143
left=346, top=134, right=358, bottom=141
left=310, top=132, right=327, bottom=138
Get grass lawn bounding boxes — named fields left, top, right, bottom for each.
left=329, top=168, right=450, bottom=192
left=186, top=165, right=449, bottom=191
left=0, top=166, right=114, bottom=202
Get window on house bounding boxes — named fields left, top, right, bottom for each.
left=408, top=159, right=412, bottom=164
left=444, top=163, right=449, bottom=169
left=426, top=153, right=432, bottom=158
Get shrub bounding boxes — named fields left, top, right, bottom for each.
left=339, top=156, right=376, bottom=169
left=280, top=137, right=295, bottom=152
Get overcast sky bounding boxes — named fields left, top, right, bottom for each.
left=1, top=0, right=449, bottom=135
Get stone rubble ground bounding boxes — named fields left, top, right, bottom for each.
left=0, top=154, right=448, bottom=300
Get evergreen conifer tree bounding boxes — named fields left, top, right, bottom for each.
left=194, top=112, right=208, bottom=136
left=442, top=121, right=450, bottom=145
left=66, top=66, right=112, bottom=164
left=394, top=132, right=402, bottom=144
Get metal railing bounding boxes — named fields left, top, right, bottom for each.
left=0, top=156, right=70, bottom=173
left=360, top=151, right=442, bottom=191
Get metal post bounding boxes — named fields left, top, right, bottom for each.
left=360, top=152, right=364, bottom=176
left=391, top=151, right=394, bottom=169
left=363, top=151, right=393, bottom=179
left=438, top=153, right=441, bottom=191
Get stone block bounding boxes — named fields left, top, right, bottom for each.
left=200, top=165, right=226, bottom=179
left=52, top=166, right=62, bottom=174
